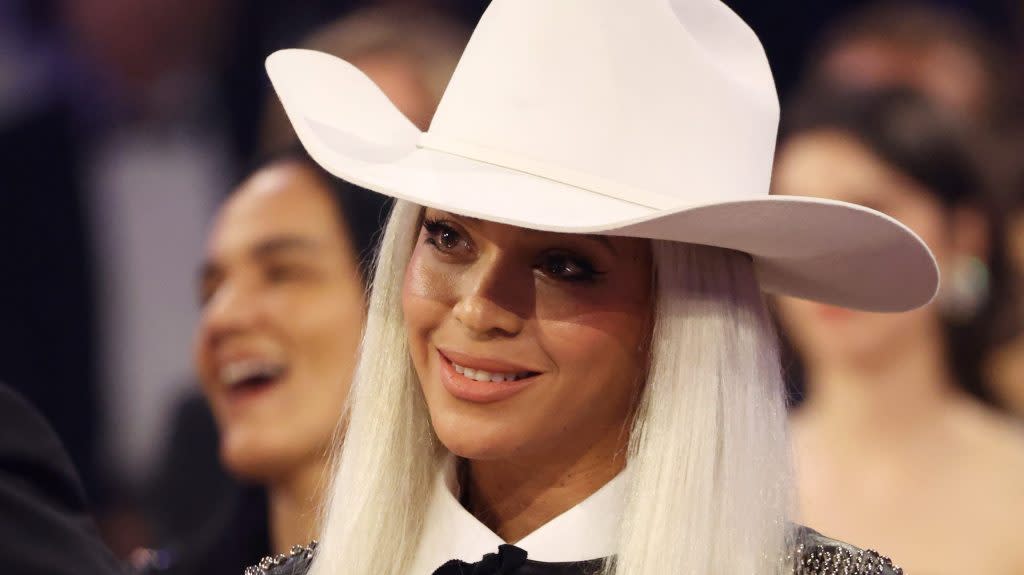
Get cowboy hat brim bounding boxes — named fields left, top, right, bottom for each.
left=266, top=49, right=938, bottom=312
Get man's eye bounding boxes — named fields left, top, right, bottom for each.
left=423, top=219, right=468, bottom=253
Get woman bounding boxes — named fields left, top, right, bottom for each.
left=251, top=1, right=937, bottom=573
left=196, top=151, right=389, bottom=547
left=136, top=151, right=389, bottom=574
left=773, top=88, right=1024, bottom=574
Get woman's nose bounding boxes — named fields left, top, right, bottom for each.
left=201, top=279, right=262, bottom=342
left=452, top=257, right=528, bottom=338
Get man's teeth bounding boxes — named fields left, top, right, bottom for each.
left=452, top=362, right=531, bottom=383
left=220, top=360, right=286, bottom=387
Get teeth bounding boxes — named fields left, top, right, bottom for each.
left=450, top=362, right=531, bottom=383
left=220, top=359, right=286, bottom=387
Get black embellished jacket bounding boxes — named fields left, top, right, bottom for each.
left=244, top=526, right=903, bottom=575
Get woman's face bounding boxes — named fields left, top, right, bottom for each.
left=773, top=131, right=950, bottom=369
left=402, top=209, right=654, bottom=463
left=195, top=162, right=365, bottom=481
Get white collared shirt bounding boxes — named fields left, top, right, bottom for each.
left=408, top=458, right=626, bottom=574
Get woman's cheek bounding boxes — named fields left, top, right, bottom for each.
left=403, top=247, right=458, bottom=303
left=402, top=250, right=458, bottom=365
left=533, top=281, right=607, bottom=320
left=540, top=311, right=643, bottom=373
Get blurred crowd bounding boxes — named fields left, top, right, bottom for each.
left=1, top=1, right=1023, bottom=574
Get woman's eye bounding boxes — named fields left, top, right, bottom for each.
left=423, top=219, right=469, bottom=253
left=538, top=252, right=604, bottom=283
left=264, top=264, right=306, bottom=283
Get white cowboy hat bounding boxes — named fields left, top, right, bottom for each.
left=265, top=0, right=938, bottom=312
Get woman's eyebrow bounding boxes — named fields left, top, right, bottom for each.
left=250, top=235, right=324, bottom=259
left=195, top=235, right=323, bottom=287
left=196, top=235, right=322, bottom=282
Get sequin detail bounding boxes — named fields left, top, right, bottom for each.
left=791, top=541, right=903, bottom=575
left=244, top=541, right=318, bottom=575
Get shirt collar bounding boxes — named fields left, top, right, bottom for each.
left=408, top=456, right=626, bottom=574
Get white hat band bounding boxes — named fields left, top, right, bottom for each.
left=418, top=132, right=681, bottom=211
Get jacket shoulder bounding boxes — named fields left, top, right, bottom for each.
left=244, top=542, right=316, bottom=575
left=792, top=526, right=903, bottom=575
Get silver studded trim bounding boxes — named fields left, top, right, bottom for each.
left=243, top=540, right=318, bottom=575
left=241, top=537, right=901, bottom=575
left=792, top=542, right=903, bottom=575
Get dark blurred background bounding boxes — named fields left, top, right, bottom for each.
left=1, top=0, right=1022, bottom=561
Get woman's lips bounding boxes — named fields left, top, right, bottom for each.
left=437, top=350, right=540, bottom=404
left=437, top=348, right=540, bottom=375
left=223, top=374, right=285, bottom=410
left=219, top=362, right=290, bottom=410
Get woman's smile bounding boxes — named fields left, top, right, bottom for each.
left=214, top=350, right=291, bottom=412
left=435, top=347, right=543, bottom=404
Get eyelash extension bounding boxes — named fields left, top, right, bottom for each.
left=421, top=217, right=449, bottom=246
left=539, top=252, right=607, bottom=283
left=421, top=217, right=446, bottom=233
left=422, top=217, right=469, bottom=253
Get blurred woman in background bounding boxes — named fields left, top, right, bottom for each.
left=773, top=87, right=1024, bottom=575
left=134, top=152, right=389, bottom=574
left=797, top=0, right=1024, bottom=422
left=197, top=151, right=389, bottom=550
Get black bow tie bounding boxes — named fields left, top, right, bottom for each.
left=431, top=546, right=607, bottom=575
left=432, top=545, right=529, bottom=575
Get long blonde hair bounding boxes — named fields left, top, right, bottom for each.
left=309, top=200, right=793, bottom=575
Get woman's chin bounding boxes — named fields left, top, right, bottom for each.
left=219, top=436, right=307, bottom=482
left=433, top=420, right=524, bottom=462
left=220, top=452, right=277, bottom=482
left=443, top=443, right=506, bottom=462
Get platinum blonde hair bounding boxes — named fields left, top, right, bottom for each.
left=309, top=200, right=794, bottom=575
